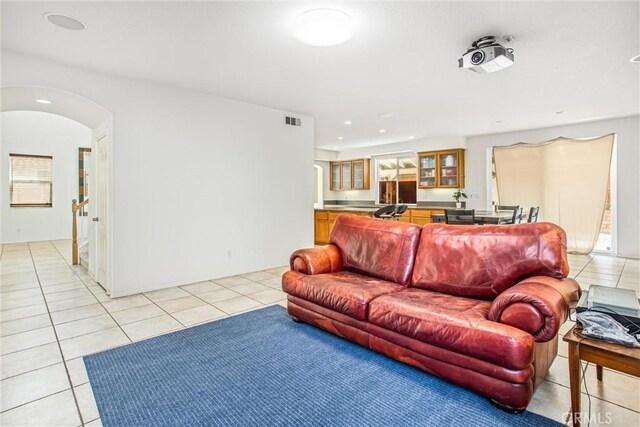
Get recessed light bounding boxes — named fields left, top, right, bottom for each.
left=344, top=120, right=352, bottom=125
left=556, top=111, right=564, bottom=115
left=408, top=136, right=415, bottom=139
left=36, top=99, right=52, bottom=104
left=631, top=55, right=640, bottom=63
left=44, top=13, right=85, bottom=31
left=337, top=136, right=344, bottom=140
left=377, top=112, right=395, bottom=119
left=378, top=129, right=387, bottom=133
left=292, top=9, right=354, bottom=47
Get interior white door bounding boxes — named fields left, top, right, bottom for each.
left=95, top=134, right=108, bottom=289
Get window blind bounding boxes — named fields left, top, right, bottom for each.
left=10, top=154, right=53, bottom=207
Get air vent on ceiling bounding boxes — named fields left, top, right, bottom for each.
left=285, top=116, right=302, bottom=126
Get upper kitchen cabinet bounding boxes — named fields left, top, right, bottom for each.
left=351, top=159, right=370, bottom=190
left=330, top=162, right=341, bottom=190
left=341, top=161, right=351, bottom=189
left=418, top=149, right=465, bottom=189
left=330, top=159, right=370, bottom=191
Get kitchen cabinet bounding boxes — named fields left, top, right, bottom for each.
left=314, top=208, right=444, bottom=244
left=341, top=161, right=351, bottom=189
left=329, top=159, right=370, bottom=191
left=418, top=149, right=465, bottom=189
left=330, top=162, right=341, bottom=190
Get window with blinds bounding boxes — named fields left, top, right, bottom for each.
left=9, top=154, right=53, bottom=207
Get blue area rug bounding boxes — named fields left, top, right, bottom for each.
left=84, top=305, right=563, bottom=427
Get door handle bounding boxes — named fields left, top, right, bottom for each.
left=92, top=217, right=100, bottom=222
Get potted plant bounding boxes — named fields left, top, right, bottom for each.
left=452, top=189, right=468, bottom=209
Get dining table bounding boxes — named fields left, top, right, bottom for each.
left=431, top=210, right=516, bottom=225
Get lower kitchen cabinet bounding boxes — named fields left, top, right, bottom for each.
left=314, top=208, right=444, bottom=244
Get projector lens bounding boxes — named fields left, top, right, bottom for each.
left=471, top=51, right=485, bottom=64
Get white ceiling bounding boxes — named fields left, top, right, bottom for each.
left=2, top=1, right=638, bottom=150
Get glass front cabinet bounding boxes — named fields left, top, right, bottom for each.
left=330, top=159, right=370, bottom=191
left=341, top=161, right=351, bottom=189
left=418, top=149, right=465, bottom=189
left=330, top=162, right=341, bottom=190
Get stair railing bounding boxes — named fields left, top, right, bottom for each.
left=72, top=198, right=90, bottom=265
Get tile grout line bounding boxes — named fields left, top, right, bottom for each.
left=48, top=239, right=137, bottom=345
left=24, top=241, right=86, bottom=427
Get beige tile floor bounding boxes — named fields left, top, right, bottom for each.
left=0, top=241, right=639, bottom=426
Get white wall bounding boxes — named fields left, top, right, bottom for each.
left=2, top=50, right=314, bottom=297
left=1, top=111, right=91, bottom=243
left=465, top=115, right=640, bottom=259
left=323, top=136, right=467, bottom=202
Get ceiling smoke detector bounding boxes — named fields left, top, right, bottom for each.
left=458, top=35, right=514, bottom=73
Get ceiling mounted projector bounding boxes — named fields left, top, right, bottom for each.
left=458, top=36, right=514, bottom=73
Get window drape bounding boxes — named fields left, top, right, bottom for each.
left=493, top=134, right=614, bottom=254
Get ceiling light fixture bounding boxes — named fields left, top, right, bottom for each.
left=556, top=111, right=564, bottom=114
left=44, top=13, right=85, bottom=31
left=496, top=120, right=502, bottom=123
left=337, top=136, right=344, bottom=140
left=36, top=99, right=52, bottom=104
left=408, top=136, right=415, bottom=139
left=344, top=120, right=352, bottom=125
left=631, top=55, right=640, bottom=63
left=378, top=129, right=387, bottom=133
left=292, top=9, right=354, bottom=47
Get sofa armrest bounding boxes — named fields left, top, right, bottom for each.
left=488, top=276, right=580, bottom=342
left=289, top=245, right=342, bottom=275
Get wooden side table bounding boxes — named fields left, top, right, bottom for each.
left=562, top=325, right=640, bottom=427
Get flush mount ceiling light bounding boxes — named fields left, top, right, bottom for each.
left=378, top=129, right=387, bottom=133
left=292, top=9, right=354, bottom=47
left=36, top=99, right=52, bottom=104
left=337, top=136, right=344, bottom=140
left=631, top=55, right=640, bottom=63
left=344, top=120, right=352, bottom=125
left=407, top=136, right=415, bottom=139
left=44, top=13, right=85, bottom=31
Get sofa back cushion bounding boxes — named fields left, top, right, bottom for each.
left=329, top=214, right=422, bottom=286
left=411, top=223, right=569, bottom=299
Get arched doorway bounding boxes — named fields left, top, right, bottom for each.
left=1, top=85, right=114, bottom=293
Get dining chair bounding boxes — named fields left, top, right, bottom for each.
left=528, top=206, right=540, bottom=223
left=497, top=205, right=520, bottom=224
left=445, top=209, right=475, bottom=225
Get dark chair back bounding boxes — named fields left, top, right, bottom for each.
left=528, top=206, right=540, bottom=223
left=497, top=205, right=520, bottom=224
left=392, top=204, right=408, bottom=220
left=374, top=205, right=396, bottom=220
left=515, top=207, right=524, bottom=223
left=445, top=209, right=475, bottom=225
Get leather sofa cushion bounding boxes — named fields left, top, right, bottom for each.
left=282, top=270, right=404, bottom=321
left=329, top=214, right=422, bottom=286
left=368, top=288, right=535, bottom=370
left=411, top=223, right=569, bottom=298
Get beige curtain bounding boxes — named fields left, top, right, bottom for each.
left=493, top=134, right=614, bottom=254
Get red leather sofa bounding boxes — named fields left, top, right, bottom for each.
left=282, top=214, right=580, bottom=411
